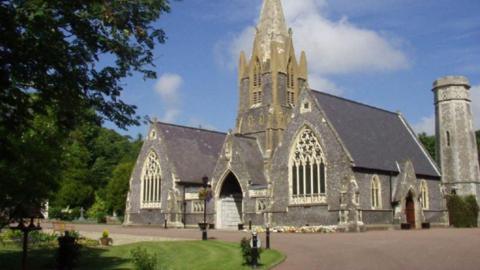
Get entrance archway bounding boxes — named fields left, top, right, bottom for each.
left=217, top=172, right=243, bottom=229
left=405, top=191, right=415, bottom=228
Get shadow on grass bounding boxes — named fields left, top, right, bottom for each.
left=0, top=245, right=130, bottom=270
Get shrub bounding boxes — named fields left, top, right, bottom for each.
left=102, top=230, right=109, bottom=239
left=29, top=231, right=58, bottom=248
left=48, top=206, right=63, bottom=220
left=57, top=232, right=80, bottom=269
left=447, top=194, right=479, bottom=227
left=240, top=237, right=262, bottom=266
left=130, top=247, right=159, bottom=270
left=465, top=195, right=479, bottom=227
left=87, top=194, right=108, bottom=223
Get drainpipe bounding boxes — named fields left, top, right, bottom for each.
left=389, top=172, right=394, bottom=223
left=183, top=185, right=186, bottom=229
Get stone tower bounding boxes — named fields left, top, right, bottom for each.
left=433, top=76, right=480, bottom=198
left=236, top=0, right=308, bottom=157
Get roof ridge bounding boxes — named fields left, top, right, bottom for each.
left=311, top=89, right=399, bottom=116
left=155, top=121, right=227, bottom=135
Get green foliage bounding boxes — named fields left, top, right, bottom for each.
left=102, top=230, right=109, bottom=239
left=51, top=119, right=142, bottom=220
left=240, top=237, right=263, bottom=266
left=0, top=230, right=57, bottom=248
left=87, top=194, right=107, bottom=223
left=106, top=161, right=136, bottom=216
left=447, top=194, right=479, bottom=228
left=48, top=206, right=81, bottom=221
left=1, top=0, right=170, bottom=229
left=418, top=133, right=436, bottom=161
left=130, top=247, right=159, bottom=270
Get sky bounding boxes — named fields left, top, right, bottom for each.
left=107, top=0, right=480, bottom=138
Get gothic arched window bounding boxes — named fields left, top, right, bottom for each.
left=371, top=175, right=381, bottom=209
left=141, top=151, right=162, bottom=208
left=252, top=59, right=263, bottom=106
left=287, top=59, right=295, bottom=106
left=290, top=127, right=326, bottom=204
left=420, top=180, right=429, bottom=209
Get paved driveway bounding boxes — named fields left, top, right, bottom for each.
left=46, top=223, right=480, bottom=270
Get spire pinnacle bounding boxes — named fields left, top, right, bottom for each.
left=256, top=0, right=288, bottom=62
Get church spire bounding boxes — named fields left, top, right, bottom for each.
left=256, top=0, right=289, bottom=62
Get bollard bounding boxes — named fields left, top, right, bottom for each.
left=164, top=219, right=167, bottom=229
left=249, top=220, right=252, bottom=230
left=266, top=226, right=270, bottom=249
left=252, top=231, right=258, bottom=268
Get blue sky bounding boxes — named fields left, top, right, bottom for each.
left=108, top=0, right=480, bottom=137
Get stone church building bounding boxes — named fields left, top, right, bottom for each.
left=125, top=0, right=480, bottom=230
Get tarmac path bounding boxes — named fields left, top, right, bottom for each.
left=43, top=223, right=480, bottom=270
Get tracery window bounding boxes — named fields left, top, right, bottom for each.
left=290, top=127, right=326, bottom=204
left=141, top=151, right=162, bottom=208
left=420, top=180, right=429, bottom=209
left=371, top=175, right=381, bottom=209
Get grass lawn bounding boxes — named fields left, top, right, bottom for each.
left=0, top=240, right=284, bottom=270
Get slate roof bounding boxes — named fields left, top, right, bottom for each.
left=154, top=122, right=227, bottom=184
left=312, top=90, right=441, bottom=178
left=232, top=134, right=267, bottom=186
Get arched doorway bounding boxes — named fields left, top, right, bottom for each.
left=405, top=191, right=415, bottom=228
left=217, top=172, right=243, bottom=229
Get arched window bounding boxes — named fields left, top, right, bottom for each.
left=290, top=127, right=326, bottom=204
left=371, top=175, right=381, bottom=209
left=252, top=59, right=263, bottom=106
left=141, top=151, right=162, bottom=208
left=420, top=180, right=429, bottom=209
left=287, top=59, right=295, bottom=106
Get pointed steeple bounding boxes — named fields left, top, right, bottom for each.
left=256, top=0, right=289, bottom=62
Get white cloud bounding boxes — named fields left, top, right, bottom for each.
left=154, top=73, right=183, bottom=122
left=412, top=114, right=435, bottom=135
left=308, top=74, right=342, bottom=95
left=216, top=0, right=409, bottom=94
left=411, top=84, right=480, bottom=135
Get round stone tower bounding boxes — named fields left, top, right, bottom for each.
left=433, top=76, right=480, bottom=197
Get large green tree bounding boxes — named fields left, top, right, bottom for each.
left=0, top=0, right=170, bottom=226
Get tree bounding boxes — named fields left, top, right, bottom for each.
left=0, top=0, right=170, bottom=227
left=418, top=132, right=436, bottom=161
left=105, top=161, right=136, bottom=216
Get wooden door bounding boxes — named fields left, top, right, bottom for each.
left=406, top=196, right=415, bottom=228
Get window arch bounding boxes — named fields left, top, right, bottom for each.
left=420, top=180, right=429, bottom=209
left=252, top=59, right=263, bottom=106
left=371, top=175, right=382, bottom=209
left=141, top=151, right=162, bottom=208
left=290, top=127, right=326, bottom=204
left=287, top=59, right=295, bottom=106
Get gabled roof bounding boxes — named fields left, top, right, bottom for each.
left=311, top=90, right=440, bottom=178
left=154, top=122, right=226, bottom=184
left=231, top=134, right=267, bottom=186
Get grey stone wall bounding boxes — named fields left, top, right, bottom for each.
left=434, top=76, right=480, bottom=197
left=126, top=125, right=179, bottom=225
left=269, top=89, right=355, bottom=224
